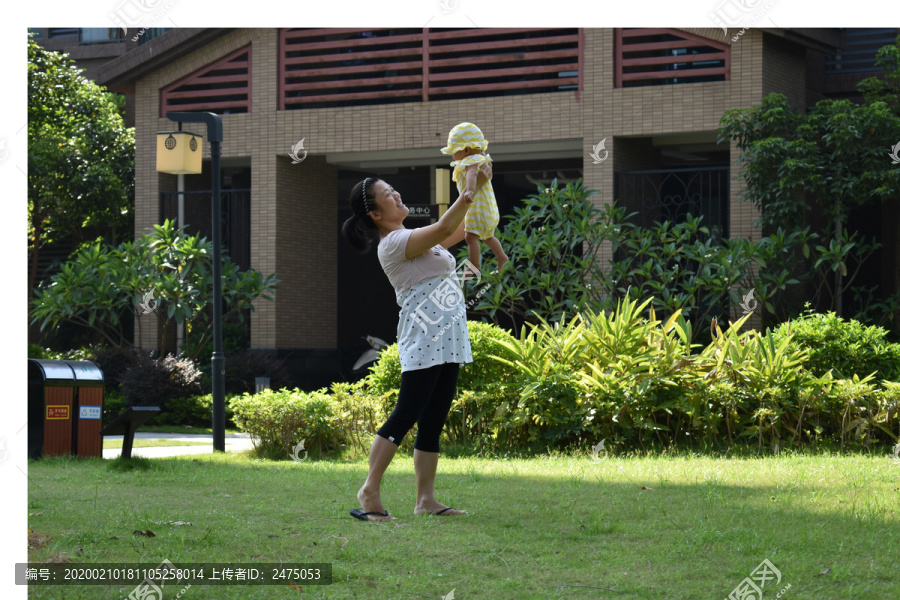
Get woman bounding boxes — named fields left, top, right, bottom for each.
left=341, top=176, right=474, bottom=521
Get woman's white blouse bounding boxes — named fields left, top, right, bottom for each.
left=377, top=229, right=473, bottom=372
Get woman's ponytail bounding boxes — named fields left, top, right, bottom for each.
left=340, top=177, right=381, bottom=254
left=341, top=213, right=378, bottom=254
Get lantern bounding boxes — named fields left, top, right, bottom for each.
left=156, top=130, right=203, bottom=174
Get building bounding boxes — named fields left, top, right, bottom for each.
left=92, top=27, right=899, bottom=388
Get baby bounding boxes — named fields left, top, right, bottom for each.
left=441, top=122, right=508, bottom=273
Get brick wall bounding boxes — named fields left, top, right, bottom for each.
left=271, top=154, right=338, bottom=349
left=762, top=32, right=808, bottom=110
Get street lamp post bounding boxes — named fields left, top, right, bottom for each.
left=160, top=111, right=226, bottom=452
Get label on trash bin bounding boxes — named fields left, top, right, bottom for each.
left=79, top=406, right=101, bottom=420
left=46, top=406, right=70, bottom=420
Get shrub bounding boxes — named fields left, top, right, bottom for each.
left=486, top=297, right=897, bottom=452
left=489, top=312, right=594, bottom=448
left=329, top=381, right=394, bottom=456
left=229, top=388, right=338, bottom=460
left=363, top=344, right=401, bottom=397
left=364, top=320, right=518, bottom=396
left=118, top=353, right=203, bottom=407
left=876, top=381, right=900, bottom=444
left=492, top=298, right=699, bottom=449
left=457, top=321, right=518, bottom=390
left=151, top=393, right=236, bottom=428
left=444, top=384, right=517, bottom=449
left=89, top=346, right=138, bottom=394
left=822, top=374, right=881, bottom=450
left=772, top=310, right=900, bottom=380
left=463, top=179, right=605, bottom=330
left=102, top=390, right=127, bottom=426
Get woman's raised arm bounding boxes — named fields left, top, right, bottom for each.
left=405, top=194, right=472, bottom=259
left=441, top=221, right=466, bottom=249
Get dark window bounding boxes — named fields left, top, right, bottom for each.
left=825, top=28, right=899, bottom=74
left=80, top=28, right=124, bottom=44
left=48, top=28, right=79, bottom=38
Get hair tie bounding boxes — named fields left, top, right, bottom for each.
left=361, top=178, right=371, bottom=214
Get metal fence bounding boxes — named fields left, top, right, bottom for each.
left=614, top=166, right=730, bottom=239
left=159, top=189, right=251, bottom=272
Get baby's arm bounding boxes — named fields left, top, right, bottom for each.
left=464, top=164, right=478, bottom=202
left=476, top=162, right=491, bottom=192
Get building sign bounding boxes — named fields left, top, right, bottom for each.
left=46, top=406, right=70, bottom=420
left=79, top=406, right=102, bottom=420
left=405, top=204, right=439, bottom=219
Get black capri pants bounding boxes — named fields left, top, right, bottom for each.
left=377, top=362, right=460, bottom=453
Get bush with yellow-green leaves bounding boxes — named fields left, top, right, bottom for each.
left=229, top=303, right=900, bottom=459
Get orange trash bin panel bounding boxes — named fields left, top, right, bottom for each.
left=66, top=361, right=105, bottom=459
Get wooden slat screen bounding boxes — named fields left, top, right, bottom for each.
left=161, top=45, right=251, bottom=116
left=614, top=28, right=729, bottom=88
left=425, top=28, right=579, bottom=101
left=280, top=28, right=425, bottom=109
left=279, top=28, right=581, bottom=109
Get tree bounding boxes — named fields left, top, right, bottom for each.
left=27, top=37, right=135, bottom=309
left=717, top=40, right=900, bottom=321
left=462, top=180, right=605, bottom=332
left=857, top=40, right=900, bottom=113
left=30, top=220, right=279, bottom=361
left=467, top=179, right=812, bottom=338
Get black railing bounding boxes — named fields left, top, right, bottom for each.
left=614, top=166, right=730, bottom=238
left=159, top=189, right=251, bottom=272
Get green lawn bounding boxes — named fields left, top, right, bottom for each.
left=25, top=450, right=900, bottom=599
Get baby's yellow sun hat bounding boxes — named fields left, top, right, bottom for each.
left=441, top=122, right=489, bottom=155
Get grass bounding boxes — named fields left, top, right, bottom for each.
left=26, top=448, right=900, bottom=599
left=101, top=439, right=213, bottom=450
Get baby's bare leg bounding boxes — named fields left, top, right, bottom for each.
left=465, top=231, right=482, bottom=271
left=483, top=236, right=508, bottom=270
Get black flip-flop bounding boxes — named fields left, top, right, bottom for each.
left=431, top=507, right=464, bottom=516
left=349, top=509, right=391, bottom=521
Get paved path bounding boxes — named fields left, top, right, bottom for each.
left=102, top=432, right=255, bottom=459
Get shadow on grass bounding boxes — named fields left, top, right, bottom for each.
left=105, top=456, right=154, bottom=472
